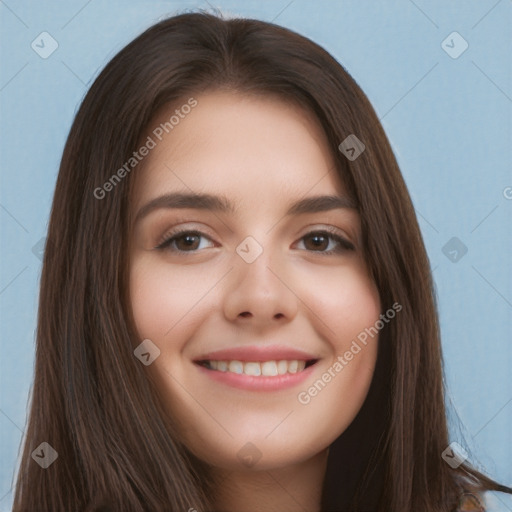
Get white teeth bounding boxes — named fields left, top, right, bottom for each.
left=261, top=361, right=278, bottom=376
left=244, top=362, right=261, bottom=376
left=228, top=360, right=244, bottom=374
left=277, top=360, right=288, bottom=375
left=288, top=360, right=298, bottom=373
left=217, top=360, right=228, bottom=372
left=205, top=359, right=311, bottom=376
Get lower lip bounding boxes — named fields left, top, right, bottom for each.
left=194, top=362, right=317, bottom=392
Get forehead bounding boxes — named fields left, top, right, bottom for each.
left=130, top=90, right=349, bottom=214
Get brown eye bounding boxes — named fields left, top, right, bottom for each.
left=156, top=230, right=214, bottom=253
left=303, top=233, right=329, bottom=251
left=298, top=230, right=355, bottom=254
left=173, top=233, right=201, bottom=251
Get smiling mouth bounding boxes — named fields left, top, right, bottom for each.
left=195, top=359, right=318, bottom=377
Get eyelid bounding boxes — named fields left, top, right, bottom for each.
left=296, top=222, right=356, bottom=244
left=298, top=224, right=353, bottom=241
left=296, top=225, right=356, bottom=253
left=155, top=223, right=216, bottom=248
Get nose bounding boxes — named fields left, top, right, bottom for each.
left=223, top=243, right=299, bottom=329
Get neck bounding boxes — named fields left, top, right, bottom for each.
left=210, top=448, right=329, bottom=512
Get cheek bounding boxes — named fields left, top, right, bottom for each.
left=129, top=258, right=212, bottom=341
left=297, top=262, right=381, bottom=347
left=294, top=265, right=381, bottom=420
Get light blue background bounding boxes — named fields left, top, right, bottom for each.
left=1, top=1, right=511, bottom=510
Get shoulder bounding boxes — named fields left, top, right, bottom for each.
left=455, top=492, right=485, bottom=511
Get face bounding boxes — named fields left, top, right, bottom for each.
left=128, top=90, right=381, bottom=471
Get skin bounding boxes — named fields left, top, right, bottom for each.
left=128, top=90, right=381, bottom=511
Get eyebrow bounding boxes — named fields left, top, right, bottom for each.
left=134, top=192, right=358, bottom=225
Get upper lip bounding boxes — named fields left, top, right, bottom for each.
left=194, top=345, right=319, bottom=362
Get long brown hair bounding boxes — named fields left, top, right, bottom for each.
left=13, top=11, right=511, bottom=511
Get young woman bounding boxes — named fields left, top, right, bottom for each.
left=12, top=11, right=511, bottom=512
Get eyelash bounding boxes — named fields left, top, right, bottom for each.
left=155, top=226, right=355, bottom=255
